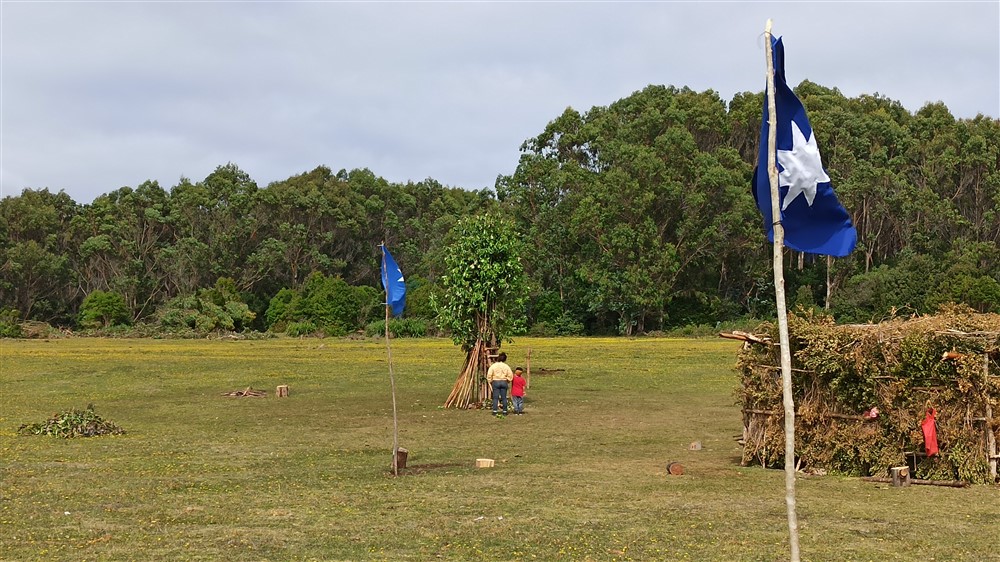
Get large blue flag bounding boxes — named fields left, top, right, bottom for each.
left=753, top=36, right=857, bottom=257
left=380, top=245, right=406, bottom=317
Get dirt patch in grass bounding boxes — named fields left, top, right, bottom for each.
left=393, top=462, right=468, bottom=476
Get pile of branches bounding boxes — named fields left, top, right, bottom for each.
left=222, top=387, right=266, bottom=397
left=737, top=305, right=1000, bottom=484
left=18, top=404, right=126, bottom=438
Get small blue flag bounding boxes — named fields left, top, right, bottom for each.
left=380, top=245, right=406, bottom=317
left=753, top=36, right=857, bottom=257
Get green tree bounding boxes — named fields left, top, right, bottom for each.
left=169, top=164, right=262, bottom=291
left=70, top=181, right=172, bottom=321
left=436, top=214, right=527, bottom=349
left=499, top=86, right=759, bottom=333
left=0, top=189, right=77, bottom=323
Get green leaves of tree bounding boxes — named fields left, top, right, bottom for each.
left=436, top=214, right=527, bottom=348
left=264, top=271, right=379, bottom=337
left=500, top=86, right=758, bottom=334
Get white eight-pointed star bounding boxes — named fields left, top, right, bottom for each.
left=777, top=119, right=830, bottom=211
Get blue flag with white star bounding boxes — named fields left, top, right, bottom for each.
left=753, top=36, right=857, bottom=257
left=380, top=245, right=406, bottom=317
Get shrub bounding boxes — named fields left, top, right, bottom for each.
left=79, top=290, right=130, bottom=329
left=529, top=313, right=585, bottom=337
left=365, top=318, right=428, bottom=338
left=265, top=288, right=296, bottom=330
left=664, top=324, right=717, bottom=337
left=267, top=273, right=377, bottom=336
left=551, top=312, right=585, bottom=336
left=404, top=278, right=440, bottom=320
left=286, top=321, right=319, bottom=337
left=158, top=279, right=256, bottom=334
left=0, top=308, right=23, bottom=338
left=528, top=321, right=556, bottom=337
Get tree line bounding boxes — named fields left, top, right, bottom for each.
left=2, top=83, right=999, bottom=337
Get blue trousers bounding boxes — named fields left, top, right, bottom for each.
left=512, top=396, right=524, bottom=413
left=491, top=380, right=509, bottom=414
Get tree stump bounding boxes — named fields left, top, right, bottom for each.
left=276, top=385, right=289, bottom=397
left=476, top=458, right=495, bottom=468
left=394, top=447, right=408, bottom=471
left=890, top=466, right=910, bottom=487
left=666, top=462, right=685, bottom=475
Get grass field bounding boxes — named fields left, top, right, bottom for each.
left=2, top=336, right=998, bottom=561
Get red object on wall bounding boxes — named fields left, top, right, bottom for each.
left=922, top=408, right=939, bottom=457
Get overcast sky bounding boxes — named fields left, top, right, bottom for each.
left=2, top=1, right=998, bottom=204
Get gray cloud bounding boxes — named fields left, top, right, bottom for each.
left=2, top=2, right=997, bottom=203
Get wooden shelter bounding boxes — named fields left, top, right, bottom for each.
left=733, top=306, right=1000, bottom=484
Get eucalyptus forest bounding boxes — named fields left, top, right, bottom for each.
left=2, top=82, right=998, bottom=337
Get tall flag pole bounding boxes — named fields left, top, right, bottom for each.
left=764, top=19, right=800, bottom=561
left=755, top=20, right=859, bottom=558
left=380, top=243, right=406, bottom=476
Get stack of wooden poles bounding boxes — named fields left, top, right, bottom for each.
left=444, top=339, right=493, bottom=409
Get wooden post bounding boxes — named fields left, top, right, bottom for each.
left=276, top=385, right=289, bottom=397
left=394, top=447, right=408, bottom=471
left=890, top=466, right=911, bottom=487
left=525, top=348, right=532, bottom=390
left=985, top=353, right=997, bottom=481
left=764, top=19, right=800, bottom=562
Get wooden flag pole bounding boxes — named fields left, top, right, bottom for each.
left=764, top=19, right=801, bottom=562
left=525, top=348, right=531, bottom=390
left=382, top=244, right=401, bottom=476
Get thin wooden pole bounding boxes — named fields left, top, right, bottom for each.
left=382, top=246, right=400, bottom=476
left=525, top=348, right=532, bottom=390
left=985, top=353, right=997, bottom=481
left=764, top=19, right=801, bottom=562
left=825, top=255, right=833, bottom=311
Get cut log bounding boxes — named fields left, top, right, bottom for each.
left=666, top=462, right=685, bottom=475
left=861, top=476, right=968, bottom=488
left=890, top=466, right=911, bottom=487
left=276, top=385, right=289, bottom=398
left=718, top=331, right=772, bottom=345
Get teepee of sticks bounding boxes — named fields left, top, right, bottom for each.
left=444, top=314, right=499, bottom=409
left=443, top=339, right=495, bottom=408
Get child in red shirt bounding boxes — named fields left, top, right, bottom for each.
left=511, top=367, right=527, bottom=415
